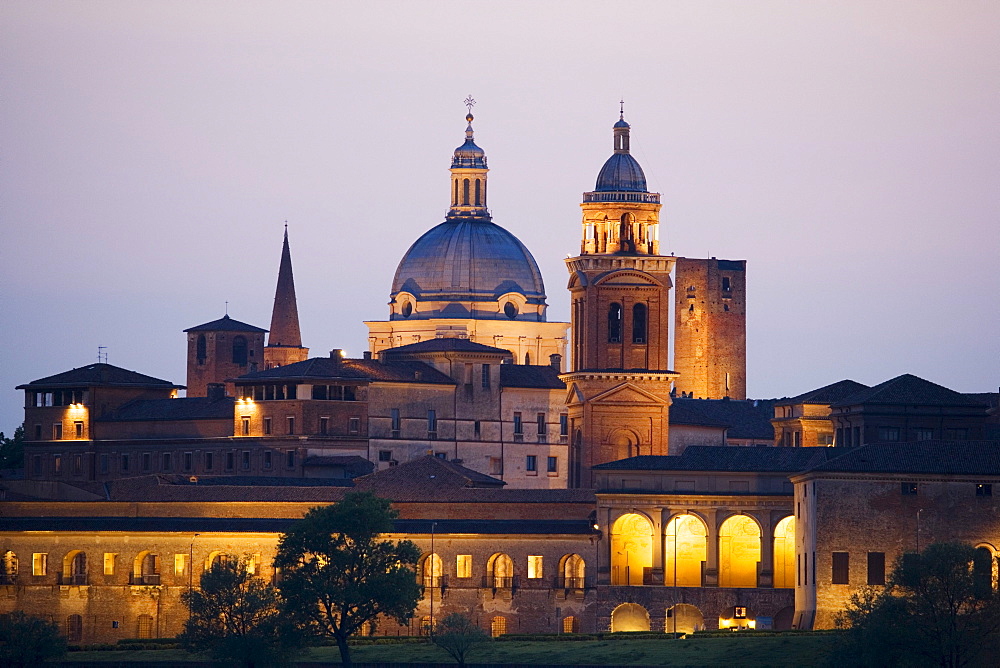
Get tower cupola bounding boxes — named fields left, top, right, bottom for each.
left=448, top=98, right=489, bottom=219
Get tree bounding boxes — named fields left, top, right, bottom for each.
left=0, top=610, right=67, bottom=666
left=274, top=492, right=422, bottom=667
left=433, top=613, right=490, bottom=667
left=0, top=425, right=24, bottom=470
left=833, top=542, right=1000, bottom=668
left=179, top=560, right=304, bottom=667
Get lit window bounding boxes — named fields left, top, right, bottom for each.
left=32, top=553, right=47, bottom=576
left=241, top=416, right=251, bottom=436
left=527, top=555, right=543, bottom=579
left=456, top=555, right=472, bottom=579
left=104, top=553, right=116, bottom=576
left=174, top=554, right=188, bottom=576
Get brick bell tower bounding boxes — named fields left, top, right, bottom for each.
left=561, top=108, right=678, bottom=488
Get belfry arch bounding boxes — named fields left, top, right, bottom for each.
left=610, top=512, right=653, bottom=585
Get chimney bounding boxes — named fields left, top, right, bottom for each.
left=206, top=383, right=226, bottom=401
left=329, top=349, right=344, bottom=363
left=549, top=354, right=562, bottom=371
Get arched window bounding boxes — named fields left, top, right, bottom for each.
left=632, top=303, right=647, bottom=344
left=453, top=179, right=459, bottom=206
left=559, top=553, right=586, bottom=589
left=973, top=545, right=996, bottom=595
left=475, top=179, right=481, bottom=206
left=462, top=179, right=470, bottom=205
left=608, top=303, right=622, bottom=343
left=63, top=550, right=87, bottom=585
left=420, top=553, right=442, bottom=588
left=719, top=515, right=762, bottom=587
left=665, top=513, right=707, bottom=587
left=773, top=516, right=795, bottom=588
left=490, top=615, right=506, bottom=637
left=232, top=336, right=248, bottom=366
left=666, top=604, right=705, bottom=634
left=137, top=614, right=154, bottom=639
left=196, top=334, right=207, bottom=363
left=206, top=552, right=232, bottom=571
left=133, top=551, right=161, bottom=586
left=486, top=553, right=514, bottom=589
left=66, top=614, right=83, bottom=642
left=562, top=615, right=579, bottom=633
left=619, top=213, right=635, bottom=252
left=1, top=550, right=17, bottom=584
left=611, top=513, right=653, bottom=585
left=524, top=352, right=531, bottom=365
left=611, top=603, right=649, bottom=632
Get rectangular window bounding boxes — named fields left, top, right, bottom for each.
left=242, top=450, right=251, bottom=470
left=263, top=417, right=272, bottom=435
left=854, top=426, right=861, bottom=446
left=537, top=413, right=546, bottom=435
left=794, top=431, right=801, bottom=448
left=481, top=364, right=490, bottom=388
left=473, top=420, right=481, bottom=439
left=263, top=451, right=272, bottom=470
left=73, top=454, right=82, bottom=475
left=184, top=452, right=193, bottom=471
left=286, top=450, right=296, bottom=468
left=74, top=421, right=84, bottom=439
left=456, top=554, right=472, bottom=579
left=901, top=482, right=918, bottom=495
left=104, top=553, right=116, bottom=576
left=34, top=424, right=42, bottom=440
left=378, top=450, right=393, bottom=462
left=547, top=456, right=558, bottom=473
left=867, top=552, right=886, bottom=585
left=174, top=554, right=188, bottom=577
left=241, top=416, right=251, bottom=435
left=527, top=555, right=543, bottom=579
left=32, top=553, right=47, bottom=576
left=977, top=483, right=992, bottom=497
left=427, top=409, right=437, bottom=435
left=286, top=416, right=295, bottom=435
left=162, top=452, right=172, bottom=471
left=817, top=432, right=834, bottom=446
left=526, top=455, right=537, bottom=473
left=33, top=454, right=41, bottom=476
left=142, top=452, right=152, bottom=472
left=53, top=454, right=62, bottom=475
left=513, top=412, right=523, bottom=434
left=878, top=426, right=900, bottom=442
left=489, top=457, right=502, bottom=475
left=205, top=452, right=214, bottom=471
left=99, top=454, right=109, bottom=474
left=946, top=428, right=969, bottom=440
left=832, top=552, right=850, bottom=584
left=319, top=417, right=329, bottom=435
left=391, top=408, right=401, bottom=434
left=52, top=423, right=62, bottom=440
left=559, top=414, right=568, bottom=436
left=915, top=428, right=934, bottom=441
left=226, top=451, right=235, bottom=471
left=349, top=417, right=360, bottom=434
left=121, top=453, right=130, bottom=472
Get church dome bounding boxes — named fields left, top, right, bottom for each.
left=595, top=152, right=647, bottom=192
left=390, top=219, right=547, bottom=319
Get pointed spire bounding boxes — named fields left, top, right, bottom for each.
left=267, top=226, right=302, bottom=348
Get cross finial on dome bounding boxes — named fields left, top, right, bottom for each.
left=619, top=99, right=625, bottom=119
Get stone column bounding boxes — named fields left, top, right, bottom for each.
left=649, top=507, right=664, bottom=585
left=703, top=509, right=719, bottom=587
left=757, top=511, right=774, bottom=588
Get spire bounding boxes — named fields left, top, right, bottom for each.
left=613, top=102, right=631, bottom=153
left=267, top=226, right=302, bottom=348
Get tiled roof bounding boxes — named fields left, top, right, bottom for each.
left=233, top=358, right=455, bottom=385
left=353, top=455, right=507, bottom=494
left=669, top=398, right=776, bottom=439
left=96, top=397, right=234, bottom=422
left=16, top=363, right=180, bottom=390
left=782, top=379, right=870, bottom=405
left=803, top=440, right=1000, bottom=475
left=302, top=456, right=374, bottom=477
left=183, top=314, right=267, bottom=333
left=832, top=374, right=988, bottom=408
left=500, top=365, right=565, bottom=389
left=381, top=339, right=511, bottom=355
left=593, top=445, right=843, bottom=473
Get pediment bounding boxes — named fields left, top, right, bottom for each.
left=594, top=270, right=663, bottom=287
left=590, top=382, right=670, bottom=406
left=565, top=383, right=585, bottom=406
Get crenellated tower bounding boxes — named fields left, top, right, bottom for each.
left=264, top=227, right=309, bottom=369
left=561, top=110, right=678, bottom=487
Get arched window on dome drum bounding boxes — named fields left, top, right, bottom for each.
left=462, top=179, right=470, bottom=205
left=608, top=303, right=622, bottom=343
left=196, top=334, right=207, bottom=363
left=453, top=179, right=459, bottom=206
left=619, top=213, right=635, bottom=252
left=632, top=303, right=647, bottom=344
left=232, top=336, right=248, bottom=366
left=475, top=179, right=481, bottom=206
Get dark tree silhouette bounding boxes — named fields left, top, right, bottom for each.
left=0, top=610, right=67, bottom=667
left=433, top=613, right=490, bottom=667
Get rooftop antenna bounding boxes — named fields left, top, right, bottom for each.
left=619, top=99, right=625, bottom=118
left=98, top=346, right=108, bottom=364
left=225, top=300, right=229, bottom=316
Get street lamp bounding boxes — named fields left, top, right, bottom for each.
left=429, top=521, right=437, bottom=641
left=188, top=533, right=200, bottom=593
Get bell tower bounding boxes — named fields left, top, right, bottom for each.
left=561, top=109, right=678, bottom=487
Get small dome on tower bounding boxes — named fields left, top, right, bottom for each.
left=595, top=110, right=648, bottom=192
left=452, top=113, right=487, bottom=169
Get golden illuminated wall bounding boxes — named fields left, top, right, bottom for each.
left=664, top=513, right=707, bottom=587
left=610, top=602, right=650, bottom=632
left=718, top=515, right=761, bottom=587
left=773, top=516, right=795, bottom=589
left=610, top=513, right=652, bottom=585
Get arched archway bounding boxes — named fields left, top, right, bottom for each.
left=559, top=553, right=586, bottom=589
left=719, top=515, right=761, bottom=587
left=486, top=553, right=514, bottom=588
left=611, top=602, right=649, bottom=632
left=133, top=551, right=160, bottom=585
left=610, top=429, right=639, bottom=461
left=205, top=551, right=232, bottom=571
left=63, top=550, right=87, bottom=585
left=420, top=553, right=442, bottom=588
left=665, top=603, right=704, bottom=634
left=974, top=544, right=997, bottom=593
left=665, top=513, right=707, bottom=586
left=773, top=516, right=795, bottom=588
left=607, top=303, right=623, bottom=343
left=137, top=613, right=154, bottom=639
left=611, top=513, right=653, bottom=585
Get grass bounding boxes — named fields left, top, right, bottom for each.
left=65, top=633, right=837, bottom=666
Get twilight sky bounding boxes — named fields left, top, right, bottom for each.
left=2, top=1, right=998, bottom=432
